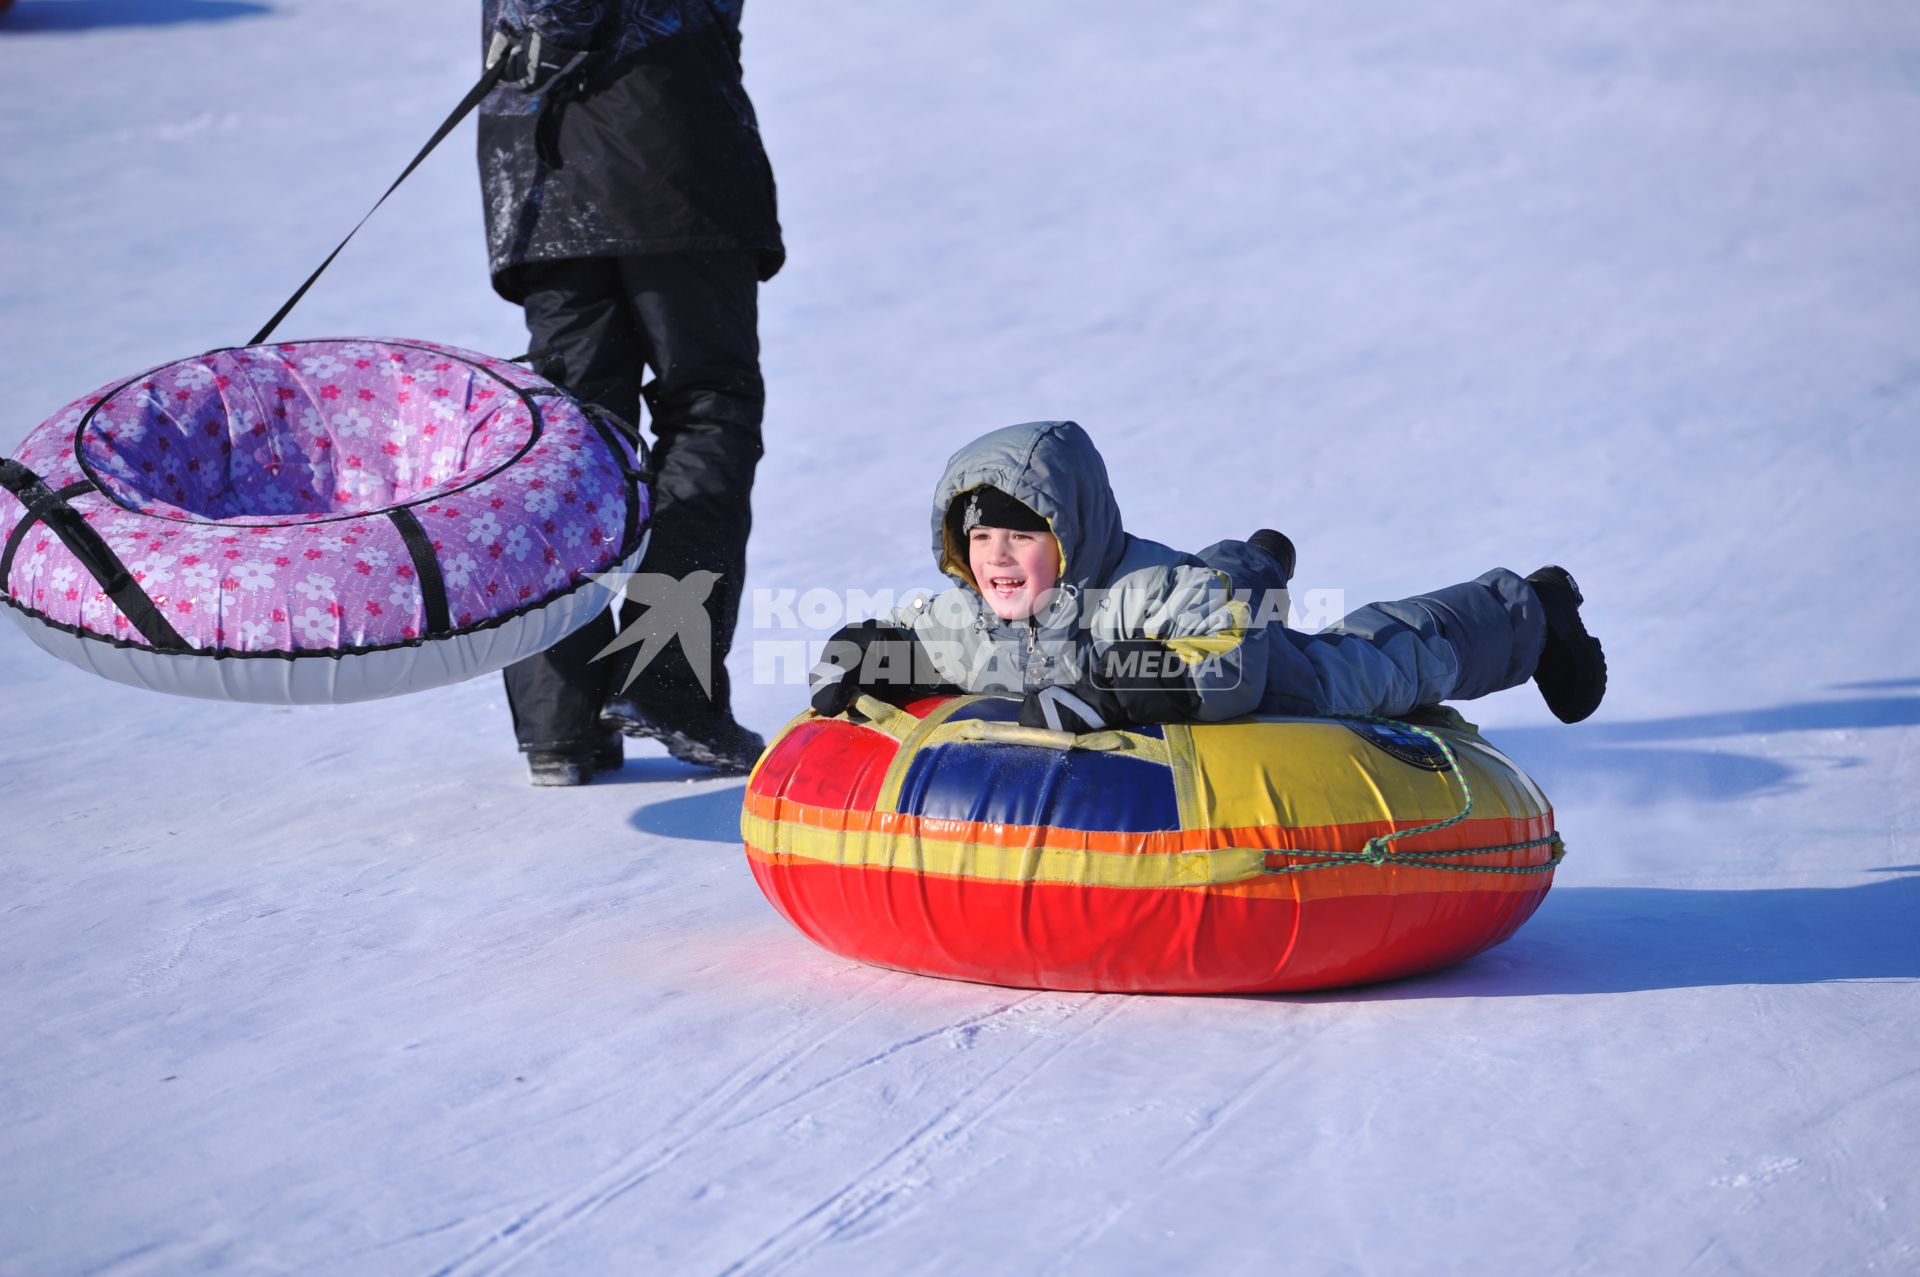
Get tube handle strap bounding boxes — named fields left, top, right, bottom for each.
left=385, top=505, right=453, bottom=638
left=1, top=476, right=95, bottom=588
left=0, top=459, right=189, bottom=651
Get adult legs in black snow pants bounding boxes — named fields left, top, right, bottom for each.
left=502, top=251, right=765, bottom=778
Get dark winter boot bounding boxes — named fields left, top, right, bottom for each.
left=602, top=695, right=767, bottom=776
left=528, top=748, right=597, bottom=787
left=1248, top=529, right=1296, bottom=584
left=1526, top=566, right=1607, bottom=724
left=526, top=729, right=623, bottom=787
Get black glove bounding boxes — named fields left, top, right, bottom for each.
left=809, top=621, right=938, bottom=717
left=486, top=22, right=593, bottom=95
left=1017, top=639, right=1200, bottom=733
left=1018, top=681, right=1126, bottom=734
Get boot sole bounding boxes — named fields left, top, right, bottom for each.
left=659, top=730, right=758, bottom=775
left=603, top=705, right=761, bottom=775
left=1527, top=566, right=1606, bottom=723
left=528, top=761, right=594, bottom=787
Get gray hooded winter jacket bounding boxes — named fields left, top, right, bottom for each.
left=886, top=421, right=1275, bottom=720
left=887, top=421, right=1547, bottom=722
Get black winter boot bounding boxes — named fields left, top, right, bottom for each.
left=526, top=729, right=623, bottom=787
left=1248, top=529, right=1296, bottom=584
left=602, top=695, right=767, bottom=776
left=528, top=749, right=597, bottom=787
left=1526, top=566, right=1606, bottom=723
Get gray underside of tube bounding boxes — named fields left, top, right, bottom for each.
left=2, top=537, right=646, bottom=705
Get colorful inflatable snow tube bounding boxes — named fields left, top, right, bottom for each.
left=744, top=694, right=1564, bottom=994
left=0, top=339, right=647, bottom=702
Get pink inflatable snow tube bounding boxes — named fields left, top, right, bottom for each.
left=0, top=339, right=648, bottom=703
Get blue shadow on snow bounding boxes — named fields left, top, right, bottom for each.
left=0, top=0, right=272, bottom=33
left=1274, top=870, right=1920, bottom=999
left=623, top=775, right=747, bottom=843
left=1489, top=694, right=1920, bottom=804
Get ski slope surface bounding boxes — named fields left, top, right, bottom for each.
left=2, top=1, right=1917, bottom=1273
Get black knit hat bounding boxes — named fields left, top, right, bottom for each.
left=947, top=486, right=1050, bottom=548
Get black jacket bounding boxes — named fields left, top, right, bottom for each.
left=477, top=0, right=785, bottom=302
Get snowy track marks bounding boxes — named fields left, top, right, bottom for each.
left=1040, top=1033, right=1307, bottom=1273
left=422, top=972, right=913, bottom=1277
left=715, top=993, right=1126, bottom=1277
left=125, top=907, right=248, bottom=994
left=713, top=993, right=1050, bottom=1134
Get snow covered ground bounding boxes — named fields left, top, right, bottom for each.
left=3, top=0, right=1918, bottom=1272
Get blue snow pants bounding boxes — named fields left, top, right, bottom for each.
left=1198, top=544, right=1547, bottom=719
left=1283, top=568, right=1546, bottom=717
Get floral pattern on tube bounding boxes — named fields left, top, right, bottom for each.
left=0, top=339, right=644, bottom=653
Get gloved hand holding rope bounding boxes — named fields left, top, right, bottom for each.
left=485, top=21, right=594, bottom=95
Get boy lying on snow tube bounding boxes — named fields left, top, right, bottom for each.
left=807, top=420, right=1605, bottom=732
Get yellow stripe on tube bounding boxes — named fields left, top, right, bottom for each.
left=743, top=810, right=1271, bottom=889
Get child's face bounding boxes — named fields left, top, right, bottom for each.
left=968, top=525, right=1061, bottom=620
